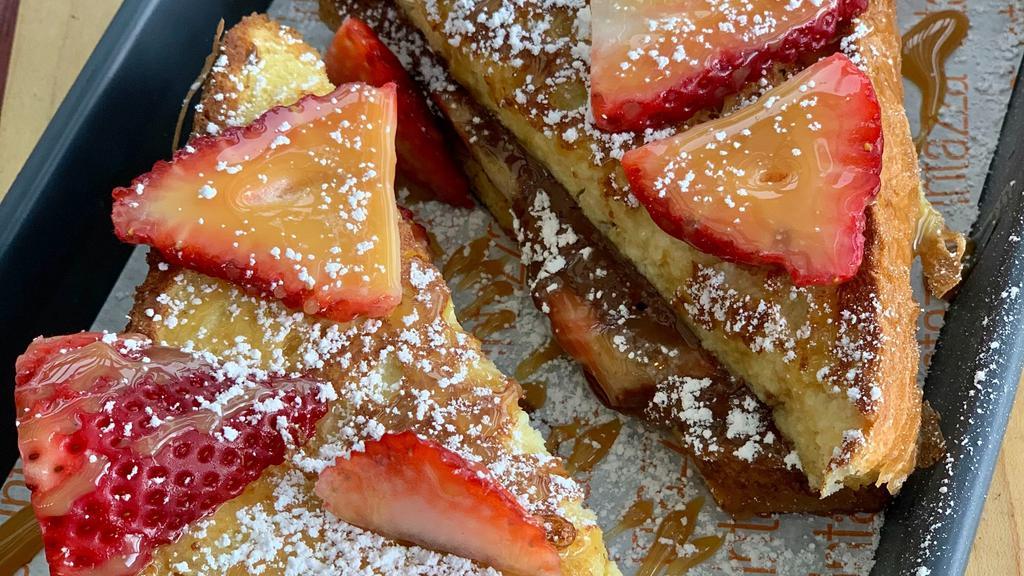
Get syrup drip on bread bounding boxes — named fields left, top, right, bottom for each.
left=900, top=10, right=969, bottom=151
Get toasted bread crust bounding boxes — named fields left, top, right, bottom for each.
left=131, top=15, right=618, bottom=576
left=395, top=0, right=922, bottom=494
left=192, top=14, right=333, bottom=136
left=835, top=0, right=922, bottom=492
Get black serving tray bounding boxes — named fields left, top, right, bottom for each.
left=0, top=1, right=1021, bottom=575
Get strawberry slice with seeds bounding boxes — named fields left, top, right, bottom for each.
left=316, top=431, right=561, bottom=576
left=591, top=0, right=868, bottom=132
left=622, top=54, right=882, bottom=285
left=543, top=287, right=716, bottom=411
left=15, top=333, right=330, bottom=576
left=325, top=17, right=474, bottom=208
left=112, top=83, right=401, bottom=322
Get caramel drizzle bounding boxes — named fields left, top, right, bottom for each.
left=441, top=225, right=526, bottom=341
left=459, top=282, right=515, bottom=318
left=902, top=10, right=969, bottom=151
left=515, top=339, right=564, bottom=381
left=545, top=418, right=623, bottom=475
left=512, top=339, right=563, bottom=412
left=443, top=235, right=495, bottom=285
left=546, top=419, right=583, bottom=454
left=0, top=506, right=43, bottom=575
left=32, top=456, right=109, bottom=518
left=607, top=498, right=654, bottom=539
left=636, top=497, right=724, bottom=576
left=519, top=380, right=548, bottom=412
left=566, top=419, right=622, bottom=474
left=471, top=309, right=518, bottom=339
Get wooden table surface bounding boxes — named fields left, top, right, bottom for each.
left=0, top=1, right=1021, bottom=574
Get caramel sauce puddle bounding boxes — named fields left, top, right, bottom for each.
left=443, top=234, right=492, bottom=280
left=902, top=10, right=969, bottom=151
left=513, top=340, right=563, bottom=412
left=459, top=281, right=515, bottom=318
left=472, top=309, right=518, bottom=339
left=519, top=380, right=548, bottom=412
left=546, top=419, right=584, bottom=454
left=566, top=419, right=622, bottom=474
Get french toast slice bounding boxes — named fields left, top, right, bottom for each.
left=126, top=14, right=618, bottom=575
left=389, top=0, right=923, bottom=496
left=433, top=82, right=890, bottom=515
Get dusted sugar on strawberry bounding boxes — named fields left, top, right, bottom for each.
left=622, top=54, right=883, bottom=285
left=325, top=17, right=473, bottom=208
left=14, top=333, right=330, bottom=576
left=316, top=432, right=562, bottom=576
left=112, top=83, right=401, bottom=322
left=590, top=0, right=868, bottom=132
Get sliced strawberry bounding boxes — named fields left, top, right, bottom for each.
left=543, top=287, right=716, bottom=411
left=545, top=288, right=652, bottom=409
left=325, top=17, right=473, bottom=208
left=15, top=333, right=329, bottom=576
left=622, top=54, right=882, bottom=285
left=398, top=205, right=433, bottom=252
left=315, top=431, right=561, bottom=576
left=590, top=0, right=868, bottom=132
left=112, top=83, right=401, bottom=322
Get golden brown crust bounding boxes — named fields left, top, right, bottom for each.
left=191, top=14, right=333, bottom=136
left=834, top=0, right=922, bottom=491
left=125, top=251, right=175, bottom=335
left=394, top=0, right=923, bottom=494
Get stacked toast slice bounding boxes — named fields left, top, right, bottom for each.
left=16, top=14, right=619, bottom=576
left=138, top=15, right=618, bottom=575
left=387, top=0, right=927, bottom=496
left=432, top=81, right=894, bottom=515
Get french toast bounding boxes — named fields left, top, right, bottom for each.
left=315, top=0, right=946, bottom=512
left=17, top=14, right=618, bottom=576
left=434, top=83, right=894, bottom=515
left=389, top=0, right=924, bottom=496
